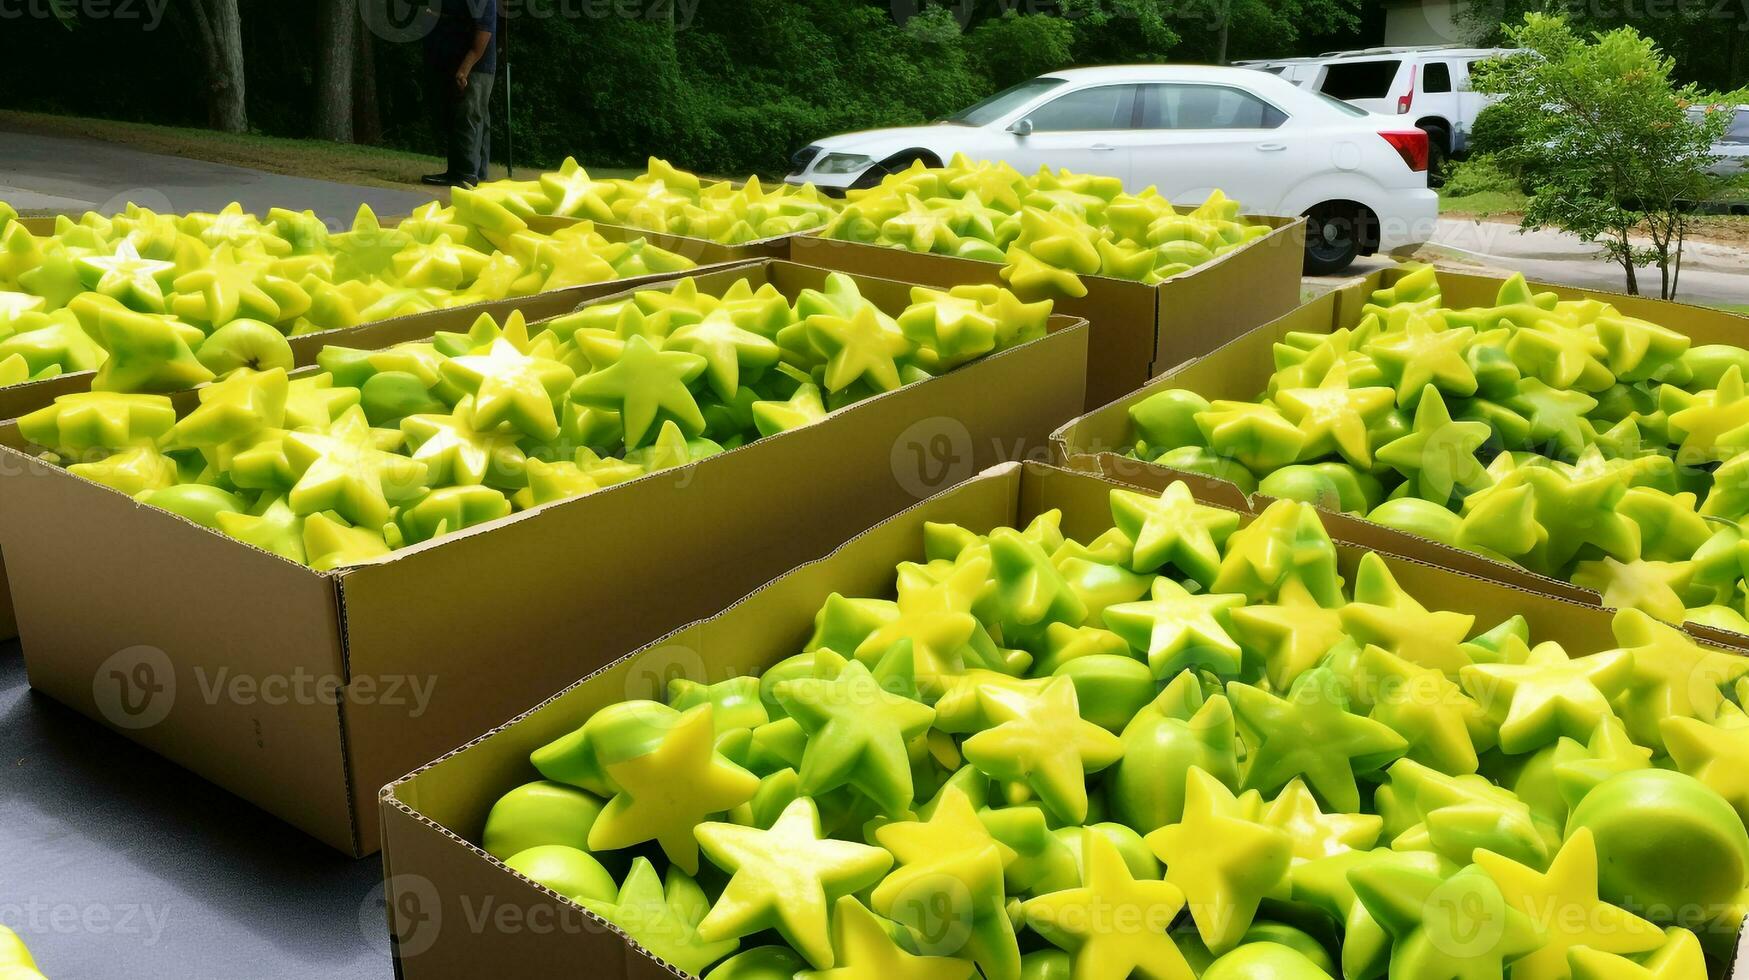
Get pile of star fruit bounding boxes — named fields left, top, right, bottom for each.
left=0, top=198, right=693, bottom=391
left=818, top=155, right=1275, bottom=300
left=1123, top=264, right=1749, bottom=634
left=470, top=157, right=840, bottom=245
left=482, top=483, right=1749, bottom=980
left=18, top=273, right=1050, bottom=570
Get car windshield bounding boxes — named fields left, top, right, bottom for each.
left=944, top=77, right=1067, bottom=126
left=1320, top=60, right=1402, bottom=100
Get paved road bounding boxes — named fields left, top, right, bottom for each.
left=0, top=130, right=433, bottom=224
left=1424, top=218, right=1749, bottom=307
left=1303, top=220, right=1749, bottom=308
left=0, top=644, right=392, bottom=979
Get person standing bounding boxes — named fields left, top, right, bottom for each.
left=421, top=0, right=498, bottom=188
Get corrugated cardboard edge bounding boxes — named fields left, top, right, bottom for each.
left=380, top=459, right=1749, bottom=978
left=1052, top=264, right=1749, bottom=654
left=523, top=215, right=812, bottom=264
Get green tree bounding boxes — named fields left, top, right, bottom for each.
left=1470, top=1, right=1747, bottom=94
left=1170, top=0, right=1363, bottom=64
left=1474, top=14, right=1738, bottom=300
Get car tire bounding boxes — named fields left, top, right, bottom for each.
left=1302, top=203, right=1365, bottom=276
left=850, top=151, right=938, bottom=190
left=1423, top=126, right=1451, bottom=188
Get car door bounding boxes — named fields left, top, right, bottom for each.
left=1000, top=83, right=1142, bottom=184
left=1126, top=82, right=1298, bottom=212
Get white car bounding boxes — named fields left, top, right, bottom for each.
left=1240, top=46, right=1522, bottom=174
left=785, top=65, right=1439, bottom=274
left=1690, top=105, right=1749, bottom=179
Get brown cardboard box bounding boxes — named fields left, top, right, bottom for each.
left=378, top=460, right=1749, bottom=979
left=525, top=216, right=800, bottom=265
left=790, top=216, right=1306, bottom=410
left=0, top=224, right=740, bottom=642
left=0, top=222, right=730, bottom=423
left=1051, top=264, right=1749, bottom=651
left=0, top=261, right=1089, bottom=857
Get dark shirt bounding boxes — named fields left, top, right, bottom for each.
left=423, top=0, right=498, bottom=76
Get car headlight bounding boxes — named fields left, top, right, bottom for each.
left=813, top=153, right=874, bottom=175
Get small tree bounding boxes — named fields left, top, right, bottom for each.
left=1473, top=14, right=1735, bottom=300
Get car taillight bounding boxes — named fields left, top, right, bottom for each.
left=1397, top=65, right=1416, bottom=114
left=1380, top=130, right=1429, bottom=172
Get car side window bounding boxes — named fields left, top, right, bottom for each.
left=1026, top=85, right=1138, bottom=132
left=1137, top=84, right=1287, bottom=130
left=1423, top=62, right=1453, bottom=94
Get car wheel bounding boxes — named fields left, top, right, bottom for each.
left=1302, top=203, right=1364, bottom=276
left=850, top=152, right=937, bottom=190
left=1423, top=127, right=1451, bottom=188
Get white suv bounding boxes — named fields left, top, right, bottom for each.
left=1239, top=46, right=1522, bottom=176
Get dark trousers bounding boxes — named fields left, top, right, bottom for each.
left=428, top=67, right=495, bottom=182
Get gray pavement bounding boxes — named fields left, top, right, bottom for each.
left=1424, top=218, right=1749, bottom=308
left=0, top=130, right=433, bottom=224
left=0, top=643, right=393, bottom=979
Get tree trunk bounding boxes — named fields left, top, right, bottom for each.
left=188, top=0, right=248, bottom=133
left=1617, top=227, right=1639, bottom=296
left=313, top=0, right=358, bottom=142
left=1216, top=0, right=1231, bottom=65
left=353, top=25, right=382, bottom=145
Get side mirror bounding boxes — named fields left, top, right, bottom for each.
left=1008, top=118, right=1034, bottom=137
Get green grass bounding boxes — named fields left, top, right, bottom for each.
left=0, top=110, right=642, bottom=195
left=1438, top=185, right=1529, bottom=218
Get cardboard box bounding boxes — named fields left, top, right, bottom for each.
left=0, top=261, right=1089, bottom=857
left=1051, top=264, right=1749, bottom=651
left=790, top=216, right=1306, bottom=410
left=524, top=216, right=800, bottom=265
left=0, top=222, right=729, bottom=423
left=378, top=460, right=1749, bottom=979
left=0, top=242, right=727, bottom=645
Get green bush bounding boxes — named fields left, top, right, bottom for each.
left=1466, top=104, right=1520, bottom=156
left=1442, top=154, right=1523, bottom=197
left=965, top=13, right=1077, bottom=90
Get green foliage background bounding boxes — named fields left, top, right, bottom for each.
left=0, top=0, right=1367, bottom=176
